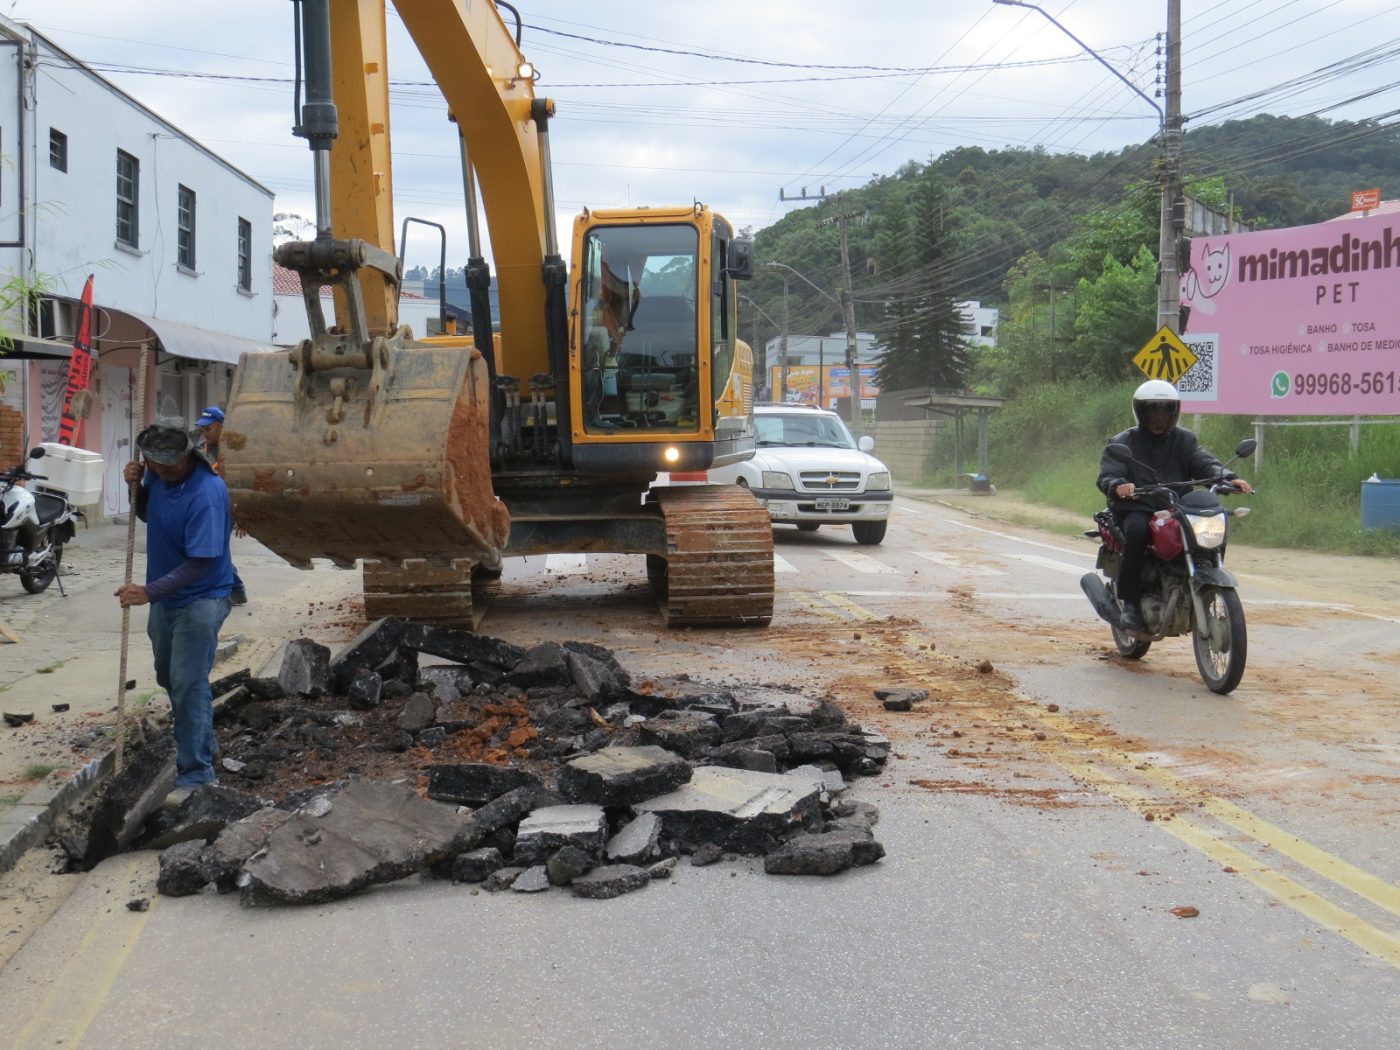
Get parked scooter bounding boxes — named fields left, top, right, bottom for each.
left=0, top=447, right=82, bottom=595
left=1080, top=438, right=1257, bottom=694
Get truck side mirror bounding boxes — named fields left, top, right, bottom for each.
left=726, top=239, right=754, bottom=281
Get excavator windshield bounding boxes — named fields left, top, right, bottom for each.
left=580, top=224, right=702, bottom=436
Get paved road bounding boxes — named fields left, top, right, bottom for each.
left=2, top=493, right=1397, bottom=1049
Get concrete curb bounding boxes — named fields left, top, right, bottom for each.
left=0, top=750, right=113, bottom=876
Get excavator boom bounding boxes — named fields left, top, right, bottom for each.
left=223, top=0, right=773, bottom=627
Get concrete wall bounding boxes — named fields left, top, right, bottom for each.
left=856, top=419, right=941, bottom=484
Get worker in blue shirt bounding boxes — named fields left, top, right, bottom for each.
left=115, top=417, right=234, bottom=794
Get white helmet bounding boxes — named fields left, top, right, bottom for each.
left=1132, top=379, right=1181, bottom=430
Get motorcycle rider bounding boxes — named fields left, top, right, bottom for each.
left=1098, top=380, right=1252, bottom=633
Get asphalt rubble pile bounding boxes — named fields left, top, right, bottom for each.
left=55, top=618, right=891, bottom=905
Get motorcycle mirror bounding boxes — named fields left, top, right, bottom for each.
left=1104, top=443, right=1133, bottom=463
left=27, top=446, right=45, bottom=460
left=1234, top=438, right=1257, bottom=459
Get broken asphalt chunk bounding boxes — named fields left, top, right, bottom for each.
left=82, top=736, right=177, bottom=870
left=634, top=766, right=824, bottom=855
left=452, top=847, right=505, bottom=884
left=157, top=840, right=212, bottom=897
left=605, top=813, right=662, bottom=866
left=427, top=764, right=542, bottom=807
left=763, top=826, right=885, bottom=877
left=638, top=709, right=722, bottom=757
left=400, top=624, right=525, bottom=670
left=513, top=804, right=607, bottom=866
left=328, top=618, right=409, bottom=692
left=237, top=781, right=474, bottom=906
left=570, top=863, right=650, bottom=900
left=144, top=785, right=266, bottom=850
left=558, top=746, right=692, bottom=807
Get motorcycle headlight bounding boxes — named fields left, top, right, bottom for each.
left=866, top=471, right=891, bottom=492
left=761, top=470, right=795, bottom=491
left=1188, top=512, right=1228, bottom=549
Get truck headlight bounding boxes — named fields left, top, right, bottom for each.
left=1188, top=512, right=1227, bottom=549
left=761, top=471, right=795, bottom=490
left=866, top=471, right=890, bottom=492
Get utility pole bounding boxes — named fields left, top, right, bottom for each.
left=1158, top=0, right=1183, bottom=335
left=780, top=271, right=790, bottom=402
left=835, top=194, right=861, bottom=425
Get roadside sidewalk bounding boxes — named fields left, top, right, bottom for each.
left=0, top=519, right=365, bottom=867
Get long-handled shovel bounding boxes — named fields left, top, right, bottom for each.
left=114, top=345, right=150, bottom=774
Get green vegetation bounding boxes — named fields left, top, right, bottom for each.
left=22, top=763, right=57, bottom=781
left=739, top=114, right=1399, bottom=399
left=977, top=380, right=1400, bottom=556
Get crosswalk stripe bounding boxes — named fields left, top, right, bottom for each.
left=773, top=554, right=798, bottom=574
left=914, top=551, right=1006, bottom=576
left=1008, top=552, right=1090, bottom=575
left=544, top=553, right=589, bottom=574
left=825, top=550, right=899, bottom=574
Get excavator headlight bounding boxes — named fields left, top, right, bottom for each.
left=663, top=446, right=681, bottom=465
left=516, top=62, right=534, bottom=80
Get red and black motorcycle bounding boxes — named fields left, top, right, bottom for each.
left=1080, top=438, right=1256, bottom=694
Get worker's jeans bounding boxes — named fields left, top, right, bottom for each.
left=148, top=597, right=231, bottom=786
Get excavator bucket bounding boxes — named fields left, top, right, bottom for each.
left=221, top=342, right=509, bottom=572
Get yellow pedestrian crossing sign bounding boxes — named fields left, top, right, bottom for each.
left=1133, top=326, right=1197, bottom=384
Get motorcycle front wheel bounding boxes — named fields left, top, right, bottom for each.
left=20, top=545, right=60, bottom=594
left=1193, top=586, right=1247, bottom=694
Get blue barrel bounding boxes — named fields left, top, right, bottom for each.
left=1361, top=478, right=1400, bottom=531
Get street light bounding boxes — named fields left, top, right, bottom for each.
left=764, top=262, right=838, bottom=408
left=739, top=294, right=780, bottom=399
left=990, top=0, right=1162, bottom=123
left=991, top=0, right=1182, bottom=334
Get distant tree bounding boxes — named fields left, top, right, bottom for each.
left=873, top=177, right=970, bottom=391
left=1069, top=245, right=1157, bottom=381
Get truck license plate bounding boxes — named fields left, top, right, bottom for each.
left=814, top=498, right=850, bottom=511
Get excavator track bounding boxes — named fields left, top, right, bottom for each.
left=647, top=485, right=774, bottom=627
left=361, top=560, right=500, bottom=630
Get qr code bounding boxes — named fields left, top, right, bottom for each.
left=1177, top=335, right=1217, bottom=400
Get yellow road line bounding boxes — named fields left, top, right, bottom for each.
left=812, top=592, right=1400, bottom=968
left=13, top=855, right=156, bottom=1050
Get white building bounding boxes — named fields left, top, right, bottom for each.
left=0, top=16, right=275, bottom=517
left=956, top=301, right=999, bottom=348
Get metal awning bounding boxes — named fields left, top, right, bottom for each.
left=119, top=310, right=280, bottom=365
left=6, top=335, right=75, bottom=359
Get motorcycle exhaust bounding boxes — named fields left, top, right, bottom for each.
left=1080, top=572, right=1122, bottom=627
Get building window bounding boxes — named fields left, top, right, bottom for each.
left=49, top=129, right=68, bottom=172
left=237, top=218, right=252, bottom=291
left=177, top=185, right=196, bottom=269
left=116, top=150, right=139, bottom=247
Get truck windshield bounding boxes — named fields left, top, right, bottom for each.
left=754, top=413, right=856, bottom=448
left=580, top=224, right=700, bottom=435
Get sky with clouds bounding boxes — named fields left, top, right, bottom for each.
left=16, top=1, right=1399, bottom=270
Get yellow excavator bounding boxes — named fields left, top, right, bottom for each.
left=223, top=0, right=772, bottom=627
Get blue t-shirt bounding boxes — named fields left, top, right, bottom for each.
left=143, top=461, right=235, bottom=607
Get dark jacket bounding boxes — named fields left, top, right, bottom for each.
left=1097, top=426, right=1236, bottom=514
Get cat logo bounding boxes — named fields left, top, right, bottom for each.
left=1132, top=326, right=1198, bottom=384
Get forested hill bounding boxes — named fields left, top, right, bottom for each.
left=741, top=113, right=1398, bottom=397
left=749, top=113, right=1400, bottom=320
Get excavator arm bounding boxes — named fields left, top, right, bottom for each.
left=223, top=0, right=566, bottom=572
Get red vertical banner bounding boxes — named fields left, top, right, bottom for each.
left=58, top=275, right=95, bottom=446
